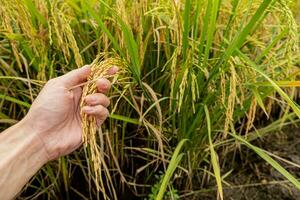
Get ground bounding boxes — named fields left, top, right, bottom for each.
left=199, top=125, right=300, bottom=200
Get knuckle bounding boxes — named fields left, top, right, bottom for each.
left=106, top=98, right=110, bottom=106
left=98, top=105, right=105, bottom=113
left=105, top=108, right=109, bottom=117
left=101, top=107, right=109, bottom=118
left=106, top=80, right=111, bottom=88
left=99, top=94, right=110, bottom=106
left=98, top=79, right=111, bottom=90
left=101, top=94, right=110, bottom=105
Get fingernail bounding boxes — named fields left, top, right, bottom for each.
left=109, top=66, right=118, bottom=74
left=82, top=65, right=91, bottom=74
left=111, top=65, right=118, bottom=70
left=98, top=78, right=109, bottom=88
left=82, top=64, right=90, bottom=70
left=96, top=119, right=103, bottom=127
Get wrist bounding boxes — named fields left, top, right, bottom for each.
left=18, top=117, right=50, bottom=164
left=0, top=117, right=49, bottom=199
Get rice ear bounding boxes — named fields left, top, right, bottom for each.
left=80, top=54, right=123, bottom=192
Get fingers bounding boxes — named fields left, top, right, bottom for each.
left=60, top=65, right=91, bottom=88
left=60, top=65, right=117, bottom=89
left=85, top=93, right=110, bottom=107
left=82, top=105, right=109, bottom=126
left=96, top=66, right=118, bottom=92
left=81, top=65, right=118, bottom=126
left=96, top=78, right=111, bottom=93
left=83, top=92, right=111, bottom=126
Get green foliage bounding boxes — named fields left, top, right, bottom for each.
left=147, top=172, right=179, bottom=200
left=229, top=123, right=300, bottom=190
left=156, top=139, right=187, bottom=200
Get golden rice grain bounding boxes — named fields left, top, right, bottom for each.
left=80, top=55, right=122, bottom=190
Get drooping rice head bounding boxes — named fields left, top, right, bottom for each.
left=80, top=55, right=123, bottom=192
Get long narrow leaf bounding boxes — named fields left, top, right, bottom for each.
left=205, top=105, right=223, bottom=200
left=229, top=123, right=300, bottom=190
left=156, top=139, right=188, bottom=200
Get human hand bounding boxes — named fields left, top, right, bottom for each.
left=22, top=65, right=117, bottom=161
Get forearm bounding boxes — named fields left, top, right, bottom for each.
left=0, top=119, right=48, bottom=200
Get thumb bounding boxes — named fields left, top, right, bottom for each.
left=60, top=65, right=91, bottom=88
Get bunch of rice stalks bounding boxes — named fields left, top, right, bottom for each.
left=80, top=55, right=123, bottom=193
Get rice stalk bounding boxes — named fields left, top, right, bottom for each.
left=80, top=55, right=123, bottom=196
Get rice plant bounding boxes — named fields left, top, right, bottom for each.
left=0, top=0, right=299, bottom=199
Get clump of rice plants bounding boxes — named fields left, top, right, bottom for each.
left=0, top=0, right=299, bottom=199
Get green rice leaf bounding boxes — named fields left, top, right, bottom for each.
left=0, top=94, right=31, bottom=108
left=252, top=87, right=269, bottom=117
left=229, top=124, right=300, bottom=190
left=205, top=105, right=223, bottom=200
left=237, top=51, right=300, bottom=119
left=156, top=139, right=188, bottom=200
left=109, top=114, right=140, bottom=125
left=219, top=0, right=273, bottom=65
left=182, top=0, right=192, bottom=60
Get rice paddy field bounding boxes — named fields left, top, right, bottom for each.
left=0, top=0, right=300, bottom=199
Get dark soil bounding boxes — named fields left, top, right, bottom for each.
left=198, top=125, right=300, bottom=200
